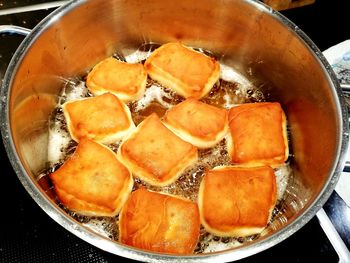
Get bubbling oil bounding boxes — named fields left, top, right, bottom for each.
left=43, top=43, right=293, bottom=254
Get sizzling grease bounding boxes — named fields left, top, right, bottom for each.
left=43, top=44, right=292, bottom=253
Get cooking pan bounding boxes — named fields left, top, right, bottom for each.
left=0, top=0, right=349, bottom=261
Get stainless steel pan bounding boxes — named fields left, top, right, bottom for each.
left=0, top=0, right=349, bottom=261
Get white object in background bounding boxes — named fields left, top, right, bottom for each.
left=0, top=1, right=68, bottom=16
left=323, top=40, right=350, bottom=208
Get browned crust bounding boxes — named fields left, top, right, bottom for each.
left=198, top=166, right=277, bottom=237
left=144, top=42, right=220, bottom=99
left=163, top=98, right=228, bottom=148
left=119, top=188, right=200, bottom=254
left=50, top=139, right=133, bottom=216
left=227, top=102, right=288, bottom=167
left=118, top=114, right=198, bottom=186
left=63, top=93, right=135, bottom=144
left=86, top=57, right=147, bottom=101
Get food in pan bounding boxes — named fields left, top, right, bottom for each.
left=198, top=166, right=277, bottom=237
left=144, top=42, right=220, bottom=99
left=117, top=113, right=198, bottom=187
left=50, top=139, right=133, bottom=217
left=63, top=93, right=134, bottom=144
left=163, top=98, right=228, bottom=148
left=119, top=188, right=200, bottom=254
left=227, top=102, right=288, bottom=167
left=47, top=42, right=291, bottom=254
left=86, top=57, right=147, bottom=101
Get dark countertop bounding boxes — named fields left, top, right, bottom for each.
left=0, top=1, right=349, bottom=262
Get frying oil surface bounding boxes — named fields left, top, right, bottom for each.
left=45, top=44, right=292, bottom=253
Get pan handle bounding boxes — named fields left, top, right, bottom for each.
left=0, top=25, right=31, bottom=87
left=0, top=25, right=31, bottom=36
left=341, top=83, right=350, bottom=92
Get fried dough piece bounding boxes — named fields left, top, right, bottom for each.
left=119, top=188, right=200, bottom=254
left=227, top=102, right=288, bottom=167
left=63, top=93, right=135, bottom=144
left=117, top=114, right=198, bottom=186
left=144, top=42, right=220, bottom=99
left=163, top=98, right=228, bottom=148
left=198, top=166, right=277, bottom=237
left=86, top=57, right=147, bottom=102
left=50, top=139, right=133, bottom=217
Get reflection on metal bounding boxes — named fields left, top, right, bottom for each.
left=0, top=0, right=348, bottom=261
left=0, top=1, right=67, bottom=16
left=341, top=83, right=350, bottom=93
left=0, top=25, right=31, bottom=36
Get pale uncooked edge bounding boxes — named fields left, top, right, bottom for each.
left=163, top=121, right=229, bottom=149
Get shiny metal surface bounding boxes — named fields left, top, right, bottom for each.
left=0, top=1, right=67, bottom=16
left=0, top=0, right=348, bottom=261
left=0, top=25, right=31, bottom=35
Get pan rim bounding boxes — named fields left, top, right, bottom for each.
left=0, top=0, right=348, bottom=261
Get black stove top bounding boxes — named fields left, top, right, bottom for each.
left=0, top=1, right=349, bottom=262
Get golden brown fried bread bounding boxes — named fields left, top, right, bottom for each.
left=198, top=166, right=277, bottom=237
left=63, top=93, right=134, bottom=144
left=144, top=42, right=220, bottom=99
left=163, top=98, right=228, bottom=148
left=50, top=139, right=133, bottom=217
left=86, top=57, right=147, bottom=101
left=227, top=102, right=288, bottom=167
left=119, top=188, right=200, bottom=254
left=118, top=114, right=198, bottom=186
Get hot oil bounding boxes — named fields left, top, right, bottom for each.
left=43, top=43, right=293, bottom=254
left=128, top=78, right=184, bottom=125
left=132, top=139, right=231, bottom=202
left=47, top=80, right=87, bottom=165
